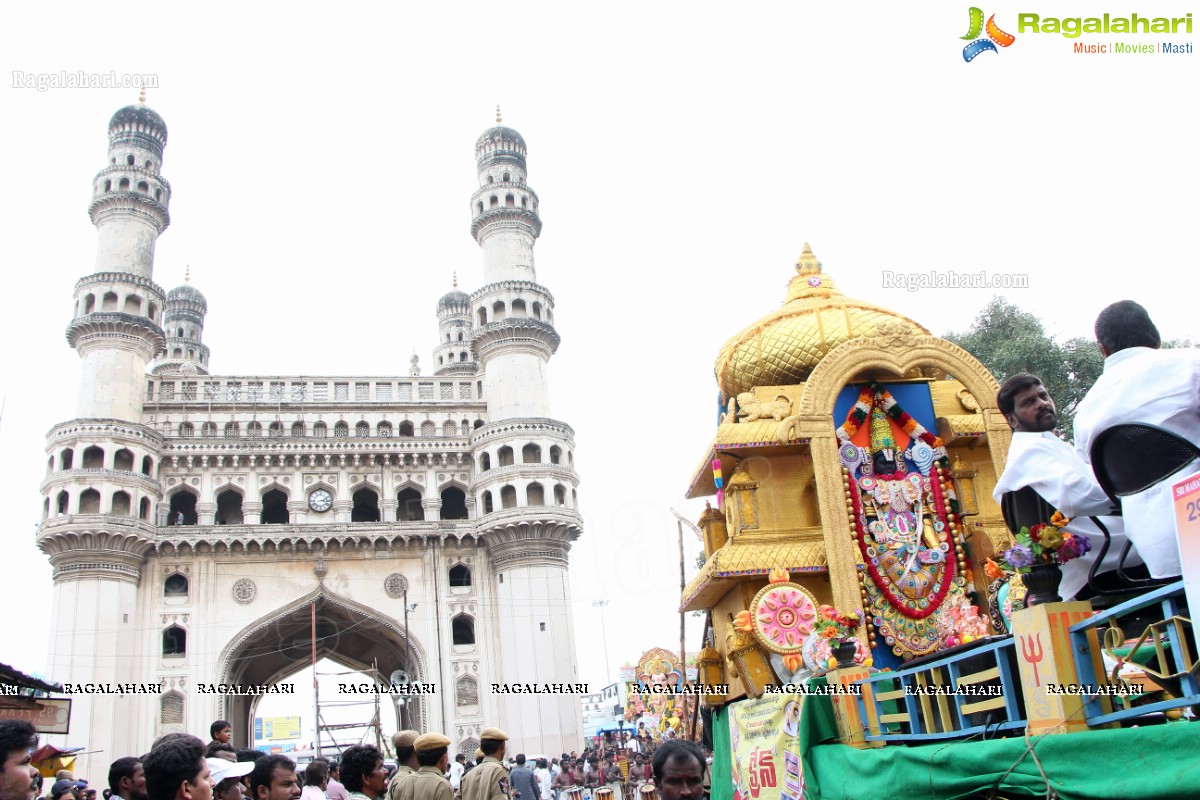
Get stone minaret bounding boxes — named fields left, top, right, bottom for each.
left=39, top=99, right=170, bottom=760
left=468, top=110, right=584, bottom=753
left=153, top=270, right=210, bottom=375
left=434, top=274, right=475, bottom=376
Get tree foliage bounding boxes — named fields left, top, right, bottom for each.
left=944, top=298, right=1104, bottom=440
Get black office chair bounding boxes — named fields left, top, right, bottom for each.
left=1089, top=423, right=1200, bottom=587
left=999, top=485, right=1123, bottom=597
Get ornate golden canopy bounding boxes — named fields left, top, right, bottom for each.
left=713, top=244, right=930, bottom=397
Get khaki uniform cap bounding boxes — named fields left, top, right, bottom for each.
left=393, top=730, right=420, bottom=749
left=414, top=732, right=452, bottom=751
left=479, top=727, right=509, bottom=741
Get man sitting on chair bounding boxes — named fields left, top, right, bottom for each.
left=993, top=373, right=1137, bottom=598
left=1074, top=301, right=1200, bottom=579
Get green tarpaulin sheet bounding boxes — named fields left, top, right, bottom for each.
left=802, top=721, right=1200, bottom=799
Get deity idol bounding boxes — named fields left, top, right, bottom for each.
left=838, top=386, right=968, bottom=658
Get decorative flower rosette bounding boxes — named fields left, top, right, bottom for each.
left=735, top=568, right=818, bottom=672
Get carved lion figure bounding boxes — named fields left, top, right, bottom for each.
left=736, top=392, right=792, bottom=422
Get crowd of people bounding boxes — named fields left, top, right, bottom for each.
left=1, top=720, right=711, bottom=800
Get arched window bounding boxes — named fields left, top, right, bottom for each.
left=216, top=489, right=244, bottom=525
left=162, top=625, right=186, bottom=656
left=334, top=421, right=349, bottom=438
left=526, top=482, right=545, bottom=506
left=481, top=491, right=494, bottom=513
left=164, top=573, right=189, bottom=597
left=420, top=421, right=436, bottom=437
left=313, top=422, right=328, bottom=438
left=522, top=443, right=541, bottom=463
left=502, top=172, right=510, bottom=182
left=492, top=301, right=506, bottom=321
left=103, top=179, right=112, bottom=192
left=554, top=484, right=567, bottom=506
left=160, top=692, right=184, bottom=726
left=79, top=488, right=101, bottom=514
left=60, top=448, right=74, bottom=470
left=377, top=421, right=393, bottom=438
left=142, top=455, right=154, bottom=475
left=456, top=675, right=479, bottom=707
left=489, top=195, right=498, bottom=207
left=443, top=420, right=458, bottom=437
left=178, top=422, right=194, bottom=437
left=126, top=154, right=135, bottom=166
left=449, top=564, right=472, bottom=587
left=82, top=445, right=104, bottom=469
left=139, top=496, right=151, bottom=519
left=118, top=178, right=130, bottom=191
left=56, top=490, right=69, bottom=515
left=512, top=299, right=527, bottom=317
left=500, top=485, right=517, bottom=509
left=169, top=490, right=198, bottom=525
left=399, top=421, right=415, bottom=437
left=397, top=488, right=424, bottom=521
left=498, top=446, right=514, bottom=467
left=124, top=295, right=142, bottom=314
left=261, top=489, right=289, bottom=524
left=351, top=488, right=380, bottom=522
left=452, top=614, right=475, bottom=646
left=102, top=291, right=119, bottom=311
left=111, top=490, right=132, bottom=516
left=247, top=421, right=263, bottom=438
left=480, top=453, right=491, bottom=471
left=292, top=422, right=306, bottom=437
left=441, top=486, right=468, bottom=520
left=505, top=193, right=515, bottom=207
left=224, top=422, right=239, bottom=438
left=202, top=422, right=217, bottom=437
left=550, top=446, right=562, bottom=464
left=269, top=421, right=284, bottom=438
left=478, top=308, right=487, bottom=326
left=113, top=448, right=134, bottom=471
left=474, top=419, right=485, bottom=429
left=137, top=180, right=149, bottom=193
left=356, top=421, right=370, bottom=437
left=83, top=294, right=96, bottom=314
left=532, top=301, right=542, bottom=320
left=477, top=201, right=484, bottom=214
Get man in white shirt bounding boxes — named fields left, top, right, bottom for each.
left=447, top=756, right=465, bottom=796
left=1074, top=301, right=1200, bottom=578
left=992, top=373, right=1136, bottom=599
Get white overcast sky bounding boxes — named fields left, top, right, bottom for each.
left=1, top=2, right=1195, bottom=719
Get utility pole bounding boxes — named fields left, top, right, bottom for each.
left=592, top=599, right=611, bottom=686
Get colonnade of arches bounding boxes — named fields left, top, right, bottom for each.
left=167, top=484, right=471, bottom=525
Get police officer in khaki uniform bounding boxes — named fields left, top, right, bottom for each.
left=397, top=733, right=454, bottom=800
left=460, top=728, right=509, bottom=800
left=387, top=730, right=421, bottom=800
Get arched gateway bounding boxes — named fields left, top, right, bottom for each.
left=218, top=589, right=430, bottom=742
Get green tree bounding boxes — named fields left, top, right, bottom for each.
left=943, top=298, right=1104, bottom=440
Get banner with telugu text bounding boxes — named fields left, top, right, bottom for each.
left=728, top=689, right=804, bottom=800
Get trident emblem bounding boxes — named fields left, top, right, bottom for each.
left=1019, top=633, right=1045, bottom=686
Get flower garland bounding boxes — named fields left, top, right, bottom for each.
left=848, top=471, right=958, bottom=620
left=836, top=383, right=944, bottom=450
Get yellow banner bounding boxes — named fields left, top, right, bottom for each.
left=729, top=690, right=803, bottom=800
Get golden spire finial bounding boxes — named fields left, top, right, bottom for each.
left=138, top=87, right=146, bottom=104
left=496, top=105, right=503, bottom=124
left=794, top=242, right=822, bottom=275
left=184, top=265, right=190, bottom=283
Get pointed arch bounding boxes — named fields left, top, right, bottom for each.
left=217, top=587, right=431, bottom=741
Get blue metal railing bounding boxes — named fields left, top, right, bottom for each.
left=1069, top=580, right=1198, bottom=726
left=855, top=636, right=1027, bottom=742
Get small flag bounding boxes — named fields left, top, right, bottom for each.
left=712, top=458, right=724, bottom=508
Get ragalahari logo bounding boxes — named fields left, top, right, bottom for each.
left=961, top=8, right=1016, bottom=61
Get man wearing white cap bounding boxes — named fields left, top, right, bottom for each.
left=208, top=759, right=255, bottom=800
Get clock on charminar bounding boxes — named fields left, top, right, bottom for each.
left=308, top=489, right=333, bottom=512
